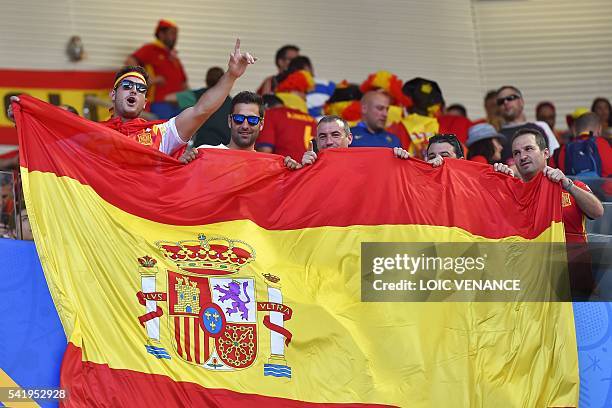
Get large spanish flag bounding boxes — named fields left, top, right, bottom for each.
left=15, top=95, right=578, bottom=407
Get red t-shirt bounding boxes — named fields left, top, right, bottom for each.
left=562, top=180, right=591, bottom=244
left=256, top=107, right=317, bottom=160
left=132, top=42, right=187, bottom=103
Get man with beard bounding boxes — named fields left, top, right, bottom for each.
left=179, top=91, right=264, bottom=162
left=126, top=19, right=187, bottom=119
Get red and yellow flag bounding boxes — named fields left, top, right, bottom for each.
left=15, top=95, right=578, bottom=407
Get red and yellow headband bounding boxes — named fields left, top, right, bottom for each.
left=113, top=72, right=147, bottom=89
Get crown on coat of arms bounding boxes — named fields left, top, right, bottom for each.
left=156, top=234, right=255, bottom=275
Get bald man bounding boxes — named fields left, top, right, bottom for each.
left=350, top=90, right=401, bottom=148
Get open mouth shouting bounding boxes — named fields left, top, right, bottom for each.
left=126, top=96, right=138, bottom=106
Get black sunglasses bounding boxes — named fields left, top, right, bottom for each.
left=231, top=114, right=262, bottom=126
left=117, top=79, right=148, bottom=94
left=496, top=94, right=520, bottom=106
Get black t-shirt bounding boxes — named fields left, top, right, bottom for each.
left=499, top=122, right=548, bottom=163
left=189, top=88, right=232, bottom=147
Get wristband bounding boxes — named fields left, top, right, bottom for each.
left=563, top=178, right=574, bottom=192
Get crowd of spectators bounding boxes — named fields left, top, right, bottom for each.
left=4, top=19, right=611, bottom=245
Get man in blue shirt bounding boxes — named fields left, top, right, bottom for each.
left=350, top=90, right=401, bottom=148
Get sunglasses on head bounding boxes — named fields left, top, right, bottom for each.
left=496, top=94, right=520, bottom=106
left=231, top=114, right=261, bottom=126
left=117, top=79, right=148, bottom=94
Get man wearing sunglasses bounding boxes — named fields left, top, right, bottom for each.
left=101, top=39, right=256, bottom=157
left=179, top=91, right=265, bottom=163
left=496, top=85, right=559, bottom=165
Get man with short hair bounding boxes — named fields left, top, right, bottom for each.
left=496, top=85, right=559, bottom=163
left=535, top=101, right=557, bottom=135
left=256, top=45, right=300, bottom=95
left=126, top=19, right=187, bottom=119
left=350, top=90, right=401, bottom=148
left=509, top=128, right=603, bottom=243
left=180, top=91, right=265, bottom=163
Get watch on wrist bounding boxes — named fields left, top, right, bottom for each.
left=564, top=178, right=574, bottom=192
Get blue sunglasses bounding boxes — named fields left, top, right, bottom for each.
left=231, top=114, right=261, bottom=126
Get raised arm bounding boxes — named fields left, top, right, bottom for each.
left=174, top=39, right=256, bottom=142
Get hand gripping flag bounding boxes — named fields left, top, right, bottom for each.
left=15, top=96, right=578, bottom=407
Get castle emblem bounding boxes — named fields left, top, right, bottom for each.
left=135, top=234, right=293, bottom=377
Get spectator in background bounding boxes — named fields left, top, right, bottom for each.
left=126, top=19, right=187, bottom=119
left=591, top=97, right=612, bottom=140
left=496, top=85, right=559, bottom=164
left=323, top=82, right=363, bottom=127
left=255, top=67, right=317, bottom=160
left=257, top=45, right=300, bottom=95
left=466, top=123, right=505, bottom=165
left=535, top=101, right=558, bottom=139
left=554, top=112, right=612, bottom=178
left=446, top=104, right=468, bottom=118
left=483, top=90, right=502, bottom=129
left=350, top=90, right=401, bottom=148
left=281, top=56, right=337, bottom=120
left=165, top=66, right=231, bottom=147
left=262, top=94, right=284, bottom=110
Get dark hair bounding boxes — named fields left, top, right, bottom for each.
left=262, top=94, right=284, bottom=110
left=484, top=90, right=497, bottom=102
left=231, top=91, right=264, bottom=117
left=466, top=138, right=499, bottom=164
left=575, top=112, right=601, bottom=135
left=288, top=56, right=312, bottom=72
left=205, top=67, right=224, bottom=88
left=275, top=45, right=300, bottom=68
left=496, top=85, right=522, bottom=98
left=591, top=97, right=612, bottom=126
left=155, top=26, right=173, bottom=39
left=114, top=66, right=149, bottom=86
left=318, top=115, right=351, bottom=136
left=427, top=134, right=464, bottom=158
left=511, top=127, right=547, bottom=152
left=446, top=104, right=467, bottom=117
left=535, top=101, right=555, bottom=116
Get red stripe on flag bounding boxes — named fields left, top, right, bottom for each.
left=60, top=343, right=393, bottom=407
left=0, top=127, right=17, bottom=145
left=184, top=317, right=192, bottom=362
left=174, top=316, right=182, bottom=357
left=194, top=317, right=201, bottom=364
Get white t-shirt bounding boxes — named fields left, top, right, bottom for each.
left=156, top=117, right=187, bottom=155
